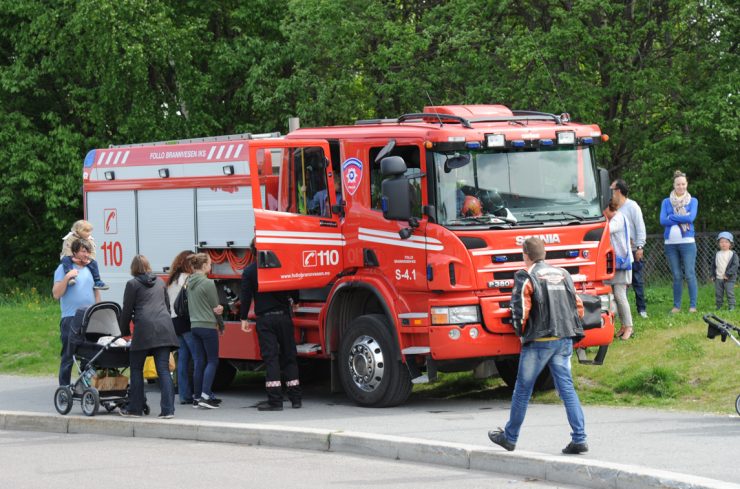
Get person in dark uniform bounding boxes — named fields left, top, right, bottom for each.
left=240, top=239, right=301, bottom=411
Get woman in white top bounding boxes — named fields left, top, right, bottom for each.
left=605, top=202, right=634, bottom=340
left=167, top=250, right=194, bottom=405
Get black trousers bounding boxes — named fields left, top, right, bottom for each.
left=256, top=313, right=299, bottom=384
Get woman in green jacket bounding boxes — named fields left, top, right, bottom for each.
left=187, top=253, right=224, bottom=409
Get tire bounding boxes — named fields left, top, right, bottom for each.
left=735, top=394, right=740, bottom=416
left=494, top=357, right=554, bottom=391
left=211, top=360, right=237, bottom=391
left=54, top=386, right=74, bottom=415
left=338, top=314, right=412, bottom=407
left=81, top=388, right=100, bottom=417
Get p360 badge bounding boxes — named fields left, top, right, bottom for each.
left=488, top=279, right=512, bottom=288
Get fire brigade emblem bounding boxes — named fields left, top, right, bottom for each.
left=341, top=158, right=363, bottom=196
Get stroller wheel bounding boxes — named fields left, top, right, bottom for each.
left=54, top=386, right=74, bottom=415
left=81, top=388, right=100, bottom=417
left=103, top=401, right=117, bottom=413
left=736, top=394, right=740, bottom=416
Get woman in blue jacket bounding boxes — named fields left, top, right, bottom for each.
left=660, top=170, right=699, bottom=313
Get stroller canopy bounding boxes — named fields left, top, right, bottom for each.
left=69, top=302, right=122, bottom=347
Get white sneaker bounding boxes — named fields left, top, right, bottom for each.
left=639, top=311, right=648, bottom=319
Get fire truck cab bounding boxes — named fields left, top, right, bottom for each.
left=82, top=105, right=615, bottom=407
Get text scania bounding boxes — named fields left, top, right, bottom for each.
left=515, top=234, right=561, bottom=245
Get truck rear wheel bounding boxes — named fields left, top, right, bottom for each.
left=338, top=314, right=412, bottom=407
left=494, top=357, right=554, bottom=391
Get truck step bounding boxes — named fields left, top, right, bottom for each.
left=296, top=343, right=322, bottom=354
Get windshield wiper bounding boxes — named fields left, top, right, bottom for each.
left=522, top=211, right=587, bottom=221
left=451, top=215, right=517, bottom=226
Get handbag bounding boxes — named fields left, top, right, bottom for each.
left=173, top=278, right=189, bottom=318
left=615, top=216, right=632, bottom=271
left=143, top=353, right=176, bottom=379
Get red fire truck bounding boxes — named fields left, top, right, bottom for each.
left=82, top=104, right=615, bottom=407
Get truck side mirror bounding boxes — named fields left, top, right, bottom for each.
left=380, top=156, right=412, bottom=221
left=598, top=167, right=611, bottom=210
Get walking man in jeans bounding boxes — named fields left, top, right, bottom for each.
left=488, top=237, right=588, bottom=454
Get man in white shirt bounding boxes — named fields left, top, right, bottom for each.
left=610, top=179, right=648, bottom=318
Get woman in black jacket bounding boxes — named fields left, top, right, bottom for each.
left=119, top=255, right=179, bottom=418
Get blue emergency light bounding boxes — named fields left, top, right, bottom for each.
left=84, top=150, right=96, bottom=168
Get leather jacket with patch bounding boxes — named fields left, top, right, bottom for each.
left=510, top=260, right=584, bottom=344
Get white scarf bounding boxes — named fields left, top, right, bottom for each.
left=669, top=190, right=692, bottom=233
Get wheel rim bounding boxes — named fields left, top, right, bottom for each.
left=55, top=387, right=72, bottom=412
left=347, top=334, right=385, bottom=392
left=82, top=390, right=97, bottom=415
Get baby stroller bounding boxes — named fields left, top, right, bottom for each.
left=53, top=302, right=149, bottom=416
left=702, top=314, right=740, bottom=415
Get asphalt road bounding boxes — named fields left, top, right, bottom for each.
left=1, top=375, right=738, bottom=485
left=0, top=430, right=580, bottom=489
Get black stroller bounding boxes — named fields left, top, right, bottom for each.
left=703, top=314, right=740, bottom=415
left=53, top=302, right=149, bottom=416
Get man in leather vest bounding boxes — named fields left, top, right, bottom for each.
left=488, top=237, right=589, bottom=454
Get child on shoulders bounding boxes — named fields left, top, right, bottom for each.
left=61, top=220, right=108, bottom=290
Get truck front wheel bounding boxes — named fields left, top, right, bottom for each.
left=338, top=314, right=411, bottom=407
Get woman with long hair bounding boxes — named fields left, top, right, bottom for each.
left=660, top=170, right=699, bottom=313
left=167, top=250, right=195, bottom=405
left=119, top=255, right=179, bottom=418
left=187, top=253, right=224, bottom=409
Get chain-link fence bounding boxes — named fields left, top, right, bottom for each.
left=642, top=231, right=738, bottom=284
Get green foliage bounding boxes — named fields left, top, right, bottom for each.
left=0, top=0, right=738, bottom=281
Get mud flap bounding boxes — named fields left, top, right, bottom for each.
left=575, top=345, right=608, bottom=365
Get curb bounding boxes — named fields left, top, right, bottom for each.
left=1, top=411, right=736, bottom=489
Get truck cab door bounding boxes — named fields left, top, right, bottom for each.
left=248, top=139, right=343, bottom=292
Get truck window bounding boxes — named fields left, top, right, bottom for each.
left=257, top=146, right=329, bottom=215
left=369, top=145, right=422, bottom=217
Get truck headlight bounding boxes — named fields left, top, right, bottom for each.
left=431, top=306, right=480, bottom=325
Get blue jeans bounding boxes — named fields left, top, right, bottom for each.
left=129, top=347, right=175, bottom=416
left=631, top=258, right=646, bottom=313
left=504, top=338, right=586, bottom=444
left=664, top=242, right=698, bottom=308
left=177, top=332, right=196, bottom=403
left=58, top=316, right=75, bottom=386
left=191, top=328, right=219, bottom=399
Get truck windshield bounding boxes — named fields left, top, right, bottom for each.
left=431, top=147, right=603, bottom=226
